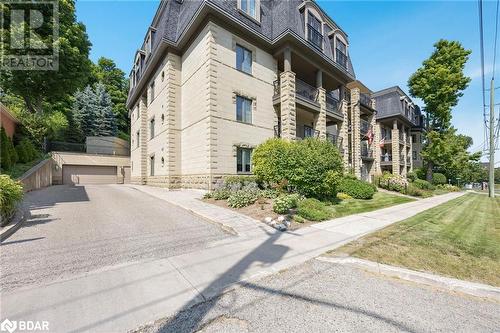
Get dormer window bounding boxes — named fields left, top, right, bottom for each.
left=307, top=12, right=323, bottom=50
left=335, top=38, right=347, bottom=69
left=238, top=0, right=260, bottom=21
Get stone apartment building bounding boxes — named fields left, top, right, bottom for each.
left=126, top=0, right=422, bottom=189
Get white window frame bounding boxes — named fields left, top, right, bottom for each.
left=237, top=0, right=260, bottom=21
left=237, top=147, right=252, bottom=174
left=236, top=44, right=252, bottom=74
left=236, top=95, right=252, bottom=124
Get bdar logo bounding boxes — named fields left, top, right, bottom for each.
left=0, top=319, right=17, bottom=333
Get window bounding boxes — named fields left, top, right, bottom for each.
left=237, top=148, right=252, bottom=173
left=238, top=0, right=258, bottom=20
left=307, top=12, right=323, bottom=49
left=150, top=118, right=155, bottom=139
left=335, top=38, right=347, bottom=69
left=412, top=135, right=416, bottom=144
left=136, top=130, right=140, bottom=148
left=236, top=44, right=252, bottom=74
left=236, top=96, right=252, bottom=124
left=161, top=71, right=165, bottom=82
left=150, top=155, right=155, bottom=176
left=413, top=151, right=417, bottom=160
left=150, top=81, right=155, bottom=102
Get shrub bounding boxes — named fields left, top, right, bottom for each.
left=436, top=184, right=460, bottom=192
left=296, top=198, right=331, bottom=221
left=379, top=173, right=409, bottom=193
left=337, top=177, right=375, bottom=199
left=224, top=175, right=258, bottom=187
left=252, top=138, right=343, bottom=198
left=407, top=171, right=418, bottom=182
left=293, top=215, right=305, bottom=224
left=412, top=179, right=434, bottom=190
left=432, top=173, right=447, bottom=185
left=336, top=192, right=352, bottom=200
left=272, top=194, right=301, bottom=214
left=406, top=184, right=426, bottom=197
left=414, top=167, right=427, bottom=180
left=322, top=170, right=342, bottom=199
left=227, top=189, right=259, bottom=208
left=261, top=189, right=279, bottom=199
left=0, top=128, right=12, bottom=171
left=15, top=144, right=28, bottom=163
left=212, top=188, right=231, bottom=200
left=0, top=175, right=23, bottom=224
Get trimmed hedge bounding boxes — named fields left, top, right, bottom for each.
left=337, top=177, right=375, bottom=199
left=252, top=138, right=343, bottom=198
left=296, top=198, right=331, bottom=221
left=0, top=175, right=23, bottom=225
left=432, top=173, right=447, bottom=185
left=412, top=179, right=434, bottom=190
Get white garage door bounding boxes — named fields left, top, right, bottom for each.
left=63, top=165, right=118, bottom=185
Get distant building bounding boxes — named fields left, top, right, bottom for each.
left=0, top=102, right=20, bottom=139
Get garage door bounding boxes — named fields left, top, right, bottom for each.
left=63, top=165, right=118, bottom=185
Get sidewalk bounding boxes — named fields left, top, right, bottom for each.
left=0, top=188, right=465, bottom=333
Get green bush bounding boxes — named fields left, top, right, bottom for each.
left=414, top=167, right=427, bottom=180
left=293, top=215, right=305, bottom=223
left=261, top=189, right=279, bottom=199
left=0, top=175, right=24, bottom=224
left=407, top=171, right=418, bottom=182
left=224, top=175, right=258, bottom=187
left=15, top=144, right=28, bottom=163
left=272, top=193, right=301, bottom=214
left=227, top=189, right=259, bottom=208
left=0, top=128, right=12, bottom=171
left=337, top=177, right=375, bottom=199
left=412, top=179, right=434, bottom=190
left=436, top=184, right=460, bottom=192
left=432, top=173, right=447, bottom=185
left=336, top=192, right=352, bottom=200
left=252, top=138, right=343, bottom=198
left=212, top=188, right=231, bottom=200
left=296, top=198, right=331, bottom=221
left=322, top=170, right=342, bottom=199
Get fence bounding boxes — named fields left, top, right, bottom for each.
left=18, top=158, right=52, bottom=192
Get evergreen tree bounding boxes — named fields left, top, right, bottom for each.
left=73, top=85, right=98, bottom=137
left=95, top=83, right=117, bottom=136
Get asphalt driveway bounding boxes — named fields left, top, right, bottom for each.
left=0, top=185, right=231, bottom=292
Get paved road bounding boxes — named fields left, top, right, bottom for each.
left=133, top=259, right=500, bottom=333
left=0, top=185, right=230, bottom=292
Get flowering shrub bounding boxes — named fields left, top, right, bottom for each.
left=379, top=172, right=409, bottom=193
left=272, top=193, right=301, bottom=214
left=227, top=189, right=259, bottom=208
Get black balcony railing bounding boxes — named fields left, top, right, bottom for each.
left=296, top=78, right=319, bottom=103
left=274, top=124, right=281, bottom=138
left=381, top=154, right=392, bottom=163
left=307, top=24, right=323, bottom=50
left=336, top=50, right=347, bottom=69
left=303, top=125, right=319, bottom=139
left=359, top=93, right=372, bottom=108
left=326, top=94, right=340, bottom=114
left=326, top=133, right=338, bottom=145
left=273, top=80, right=280, bottom=98
left=361, top=144, right=373, bottom=158
left=360, top=119, right=371, bottom=135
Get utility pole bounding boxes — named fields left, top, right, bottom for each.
left=489, top=78, right=496, bottom=198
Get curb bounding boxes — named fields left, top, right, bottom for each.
left=0, top=208, right=26, bottom=243
left=316, top=256, right=500, bottom=302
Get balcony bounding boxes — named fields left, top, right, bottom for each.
left=380, top=154, right=392, bottom=165
left=326, top=93, right=341, bottom=117
left=274, top=124, right=281, bottom=138
left=273, top=78, right=319, bottom=106
left=307, top=24, right=323, bottom=50
left=361, top=143, right=373, bottom=160
left=359, top=93, right=372, bottom=108
left=360, top=119, right=371, bottom=136
left=302, top=125, right=319, bottom=139
left=327, top=133, right=344, bottom=152
left=336, top=50, right=347, bottom=69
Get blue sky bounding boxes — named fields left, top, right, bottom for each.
left=76, top=0, right=500, bottom=162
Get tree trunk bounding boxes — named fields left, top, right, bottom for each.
left=426, top=161, right=433, bottom=182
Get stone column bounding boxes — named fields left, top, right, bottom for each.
left=315, top=87, right=327, bottom=140
left=280, top=71, right=296, bottom=140
left=391, top=119, right=400, bottom=175
left=338, top=92, right=349, bottom=167
left=371, top=98, right=381, bottom=175
left=402, top=126, right=407, bottom=177
left=351, top=88, right=361, bottom=178
left=139, top=95, right=148, bottom=184
left=409, top=130, right=414, bottom=172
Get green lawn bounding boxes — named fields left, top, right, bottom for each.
left=329, top=192, right=415, bottom=219
left=334, top=193, right=500, bottom=286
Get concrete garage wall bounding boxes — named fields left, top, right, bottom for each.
left=18, top=159, right=52, bottom=192
left=51, top=152, right=130, bottom=185
left=86, top=136, right=130, bottom=156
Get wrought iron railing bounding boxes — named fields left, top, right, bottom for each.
left=303, top=125, right=319, bottom=138
left=307, top=24, right=323, bottom=50
left=360, top=119, right=371, bottom=135
left=359, top=93, right=372, bottom=107
left=380, top=154, right=392, bottom=163
left=326, top=133, right=339, bottom=145
left=336, top=50, right=347, bottom=69
left=296, top=78, right=318, bottom=103
left=326, top=94, right=340, bottom=113
left=361, top=142, right=373, bottom=158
